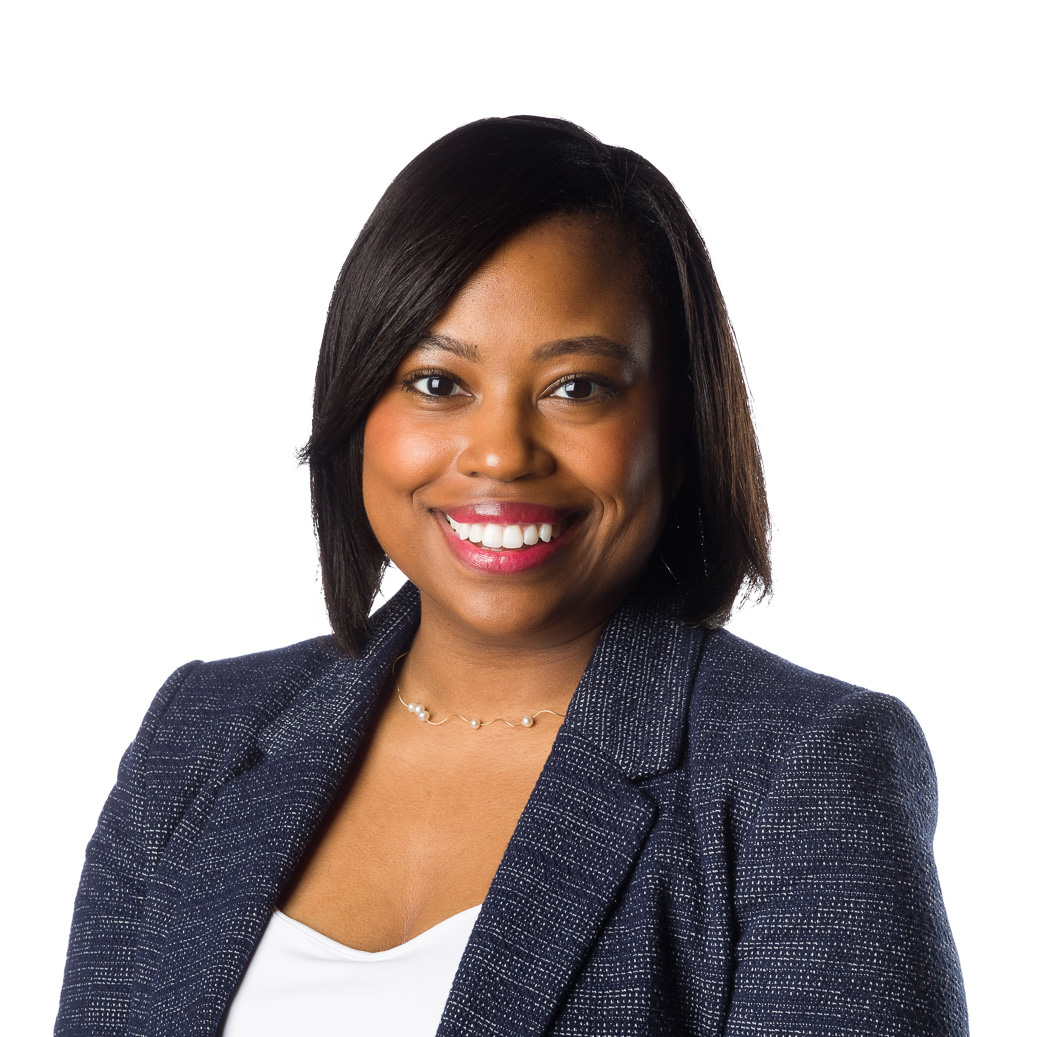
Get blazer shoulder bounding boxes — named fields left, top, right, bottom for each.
left=166, top=633, right=346, bottom=715
left=182, top=633, right=344, bottom=697
left=137, top=635, right=352, bottom=779
left=689, top=627, right=931, bottom=794
left=696, top=626, right=869, bottom=715
left=136, top=585, right=420, bottom=778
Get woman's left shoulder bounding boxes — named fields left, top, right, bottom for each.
left=689, top=626, right=935, bottom=785
left=677, top=635, right=967, bottom=1033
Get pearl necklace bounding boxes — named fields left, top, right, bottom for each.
left=393, top=652, right=566, bottom=730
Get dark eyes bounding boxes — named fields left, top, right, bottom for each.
left=547, top=377, right=601, bottom=401
left=409, top=374, right=465, bottom=397
left=403, top=371, right=614, bottom=402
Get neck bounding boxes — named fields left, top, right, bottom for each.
left=398, top=606, right=607, bottom=720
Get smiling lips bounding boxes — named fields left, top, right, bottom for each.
left=437, top=503, right=578, bottom=574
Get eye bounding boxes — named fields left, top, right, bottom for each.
left=405, top=372, right=466, bottom=398
left=546, top=376, right=614, bottom=401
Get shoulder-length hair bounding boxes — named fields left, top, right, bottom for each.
left=301, top=116, right=770, bottom=656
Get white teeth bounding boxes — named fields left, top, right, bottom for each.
left=502, top=525, right=525, bottom=549
left=445, top=514, right=569, bottom=550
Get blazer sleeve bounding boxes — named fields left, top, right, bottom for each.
left=55, top=661, right=202, bottom=1037
left=724, top=690, right=969, bottom=1036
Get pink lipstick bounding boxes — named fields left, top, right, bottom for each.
left=435, top=502, right=582, bottom=575
left=444, top=502, right=571, bottom=525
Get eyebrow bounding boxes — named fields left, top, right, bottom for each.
left=415, top=333, right=637, bottom=366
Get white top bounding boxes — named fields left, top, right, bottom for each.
left=221, top=905, right=482, bottom=1035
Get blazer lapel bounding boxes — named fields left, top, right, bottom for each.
left=439, top=578, right=705, bottom=1036
left=138, top=586, right=420, bottom=1036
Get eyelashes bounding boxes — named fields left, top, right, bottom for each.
left=401, top=367, right=619, bottom=403
left=546, top=376, right=617, bottom=402
left=403, top=369, right=466, bottom=398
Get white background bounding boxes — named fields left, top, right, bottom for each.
left=3, top=1, right=1032, bottom=1031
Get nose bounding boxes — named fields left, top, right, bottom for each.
left=456, top=397, right=555, bottom=481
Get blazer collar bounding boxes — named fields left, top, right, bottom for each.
left=142, top=576, right=705, bottom=1036
left=257, top=582, right=420, bottom=758
left=562, top=573, right=704, bottom=781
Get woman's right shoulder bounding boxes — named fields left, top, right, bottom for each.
left=125, top=634, right=354, bottom=787
left=134, top=586, right=421, bottom=785
left=144, top=634, right=348, bottom=737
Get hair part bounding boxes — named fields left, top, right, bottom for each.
left=300, top=116, right=771, bottom=655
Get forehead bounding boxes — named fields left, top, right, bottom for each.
left=428, top=216, right=655, bottom=360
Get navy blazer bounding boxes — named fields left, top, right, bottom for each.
left=56, top=580, right=968, bottom=1035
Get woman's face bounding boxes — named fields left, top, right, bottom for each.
left=363, top=216, right=675, bottom=646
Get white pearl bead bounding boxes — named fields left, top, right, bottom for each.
left=414, top=704, right=424, bottom=713
left=418, top=710, right=429, bottom=721
left=407, top=703, right=416, bottom=712
left=470, top=718, right=480, bottom=729
left=521, top=716, right=534, bottom=727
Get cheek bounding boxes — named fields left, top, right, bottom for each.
left=362, top=402, right=452, bottom=511
left=584, top=416, right=668, bottom=511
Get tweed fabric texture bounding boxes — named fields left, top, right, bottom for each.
left=56, top=580, right=967, bottom=1035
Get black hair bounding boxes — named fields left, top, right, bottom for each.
left=300, top=116, right=770, bottom=655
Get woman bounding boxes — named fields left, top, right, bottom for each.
left=56, top=116, right=968, bottom=1035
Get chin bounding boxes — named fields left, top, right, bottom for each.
left=419, top=586, right=580, bottom=646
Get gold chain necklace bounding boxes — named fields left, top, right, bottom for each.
left=393, top=652, right=566, bottom=730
